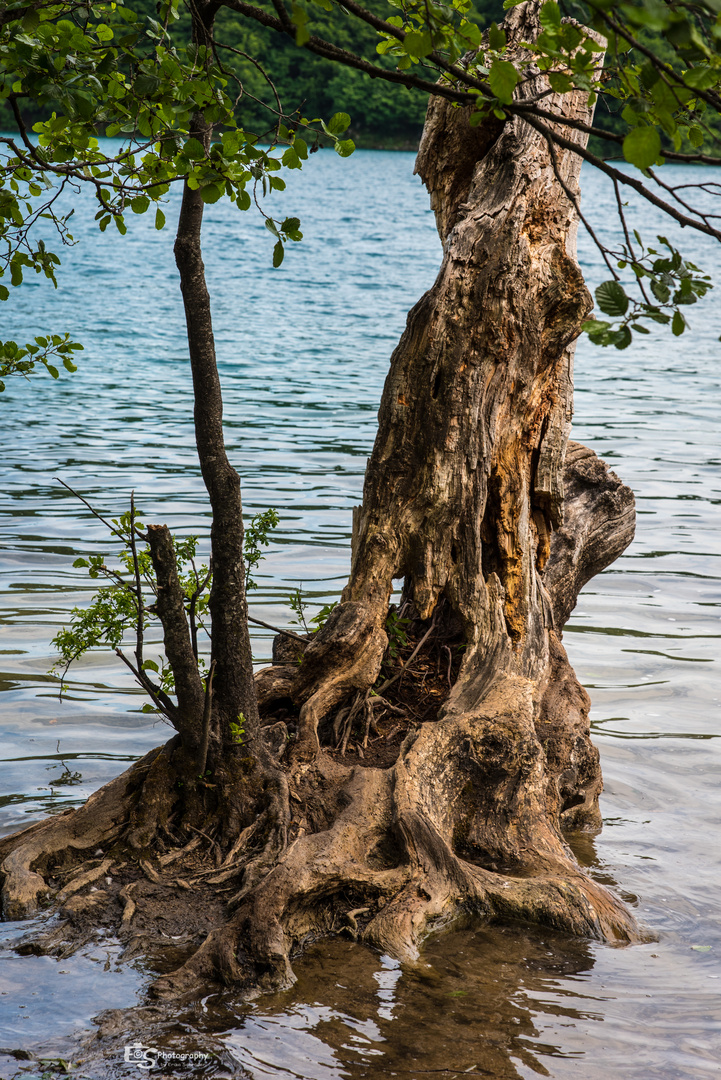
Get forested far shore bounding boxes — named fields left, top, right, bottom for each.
left=5, top=0, right=716, bottom=154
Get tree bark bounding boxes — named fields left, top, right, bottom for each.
left=291, top=4, right=608, bottom=758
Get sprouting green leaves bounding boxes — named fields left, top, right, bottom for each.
left=244, top=508, right=280, bottom=590
left=0, top=334, right=83, bottom=392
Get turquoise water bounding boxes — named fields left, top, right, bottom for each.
left=0, top=149, right=720, bottom=1078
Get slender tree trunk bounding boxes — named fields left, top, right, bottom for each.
left=173, top=127, right=259, bottom=744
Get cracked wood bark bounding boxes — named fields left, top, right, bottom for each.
left=292, top=3, right=609, bottom=756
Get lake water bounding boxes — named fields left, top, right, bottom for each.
left=0, top=148, right=720, bottom=1079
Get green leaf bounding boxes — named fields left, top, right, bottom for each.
left=155, top=208, right=166, bottom=230
left=596, top=280, right=629, bottom=317
left=688, top=124, right=704, bottom=148
left=403, top=31, right=433, bottom=57
left=581, top=319, right=610, bottom=334
left=0, top=285, right=8, bottom=302
left=282, top=147, right=301, bottom=169
left=134, top=72, right=160, bottom=96
left=183, top=137, right=206, bottom=160
left=489, top=60, right=519, bottom=104
left=200, top=184, right=223, bottom=204
left=326, top=112, right=351, bottom=135
left=623, top=126, right=662, bottom=170
left=72, top=558, right=89, bottom=568
left=291, top=3, right=310, bottom=46
left=672, top=310, right=686, bottom=335
left=650, top=279, right=670, bottom=303
left=613, top=325, right=633, bottom=350
left=683, top=65, right=717, bottom=90
left=142, top=659, right=160, bottom=673
left=539, top=1, right=562, bottom=29
left=488, top=22, right=506, bottom=51
left=273, top=240, right=285, bottom=268
left=22, top=9, right=40, bottom=31
left=549, top=71, right=573, bottom=94
left=335, top=139, right=355, bottom=158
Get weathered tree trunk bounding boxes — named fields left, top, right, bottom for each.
left=1, top=1, right=643, bottom=997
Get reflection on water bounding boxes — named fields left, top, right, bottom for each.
left=1, top=151, right=720, bottom=1077
left=222, top=929, right=597, bottom=1080
left=0, top=921, right=599, bottom=1079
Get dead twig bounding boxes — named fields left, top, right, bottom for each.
left=157, top=835, right=202, bottom=867
left=119, top=882, right=137, bottom=927
left=247, top=615, right=308, bottom=644
left=362, top=698, right=374, bottom=749
left=443, top=644, right=453, bottom=688
left=376, top=612, right=439, bottom=696
left=344, top=906, right=369, bottom=940
left=187, top=823, right=219, bottom=862
left=140, top=859, right=161, bottom=884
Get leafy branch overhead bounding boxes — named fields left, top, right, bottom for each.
left=585, top=235, right=712, bottom=347
left=0, top=0, right=355, bottom=383
left=2, top=0, right=721, bottom=380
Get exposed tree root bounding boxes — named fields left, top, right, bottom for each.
left=150, top=665, right=641, bottom=1002
left=0, top=439, right=645, bottom=1001
left=0, top=746, right=157, bottom=920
